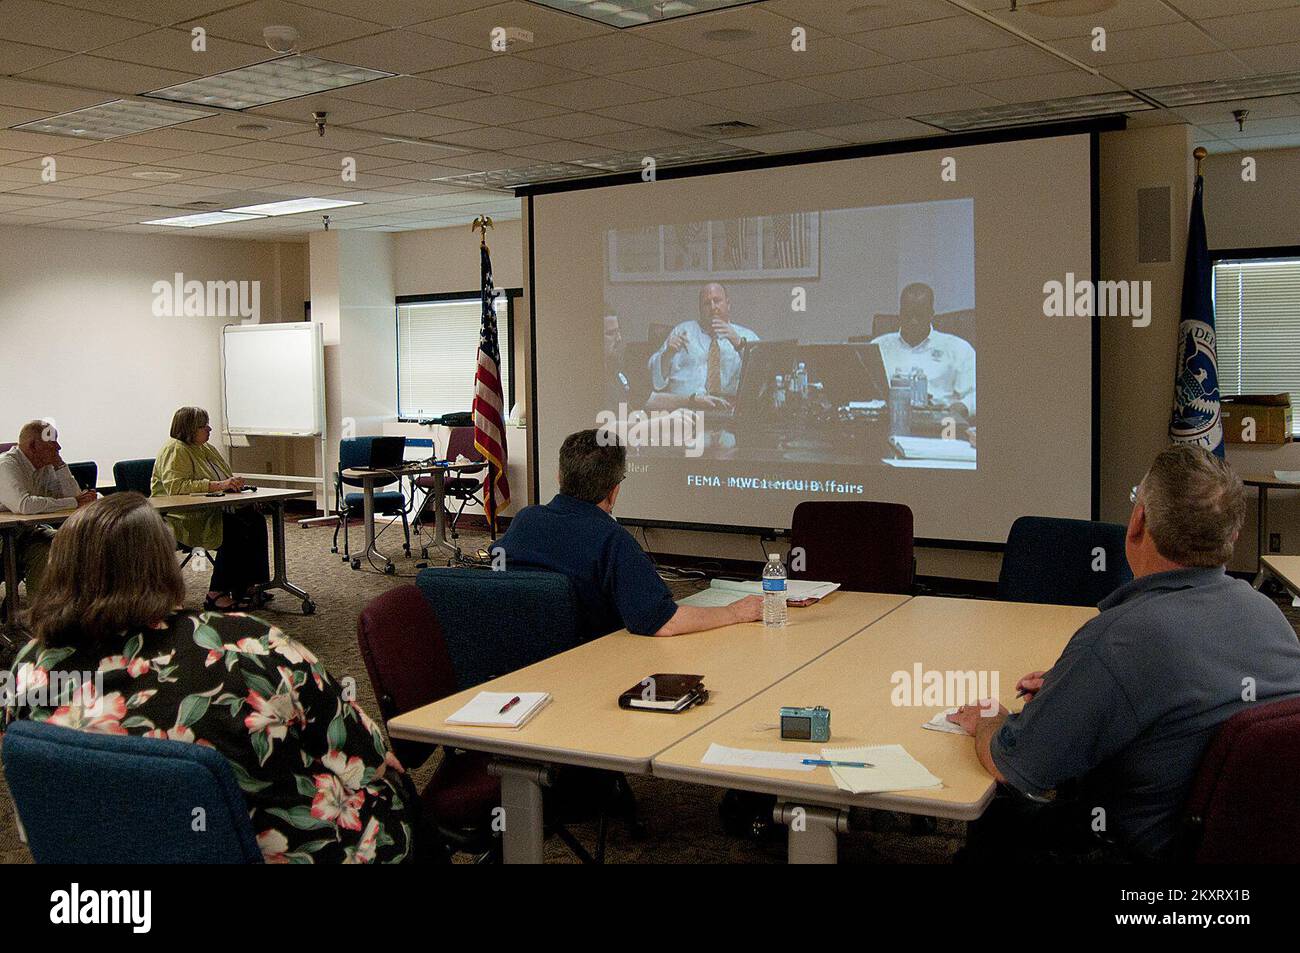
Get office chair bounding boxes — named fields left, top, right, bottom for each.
left=332, top=436, right=411, bottom=570
left=112, top=458, right=154, bottom=495
left=997, top=516, right=1132, bottom=607
left=356, top=570, right=641, bottom=863
left=67, top=461, right=96, bottom=491
left=3, top=720, right=263, bottom=864
left=789, top=500, right=916, bottom=594
left=413, top=426, right=487, bottom=543
left=0, top=442, right=16, bottom=454
left=1180, top=696, right=1300, bottom=863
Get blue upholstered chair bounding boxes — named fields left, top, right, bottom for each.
left=111, top=458, right=154, bottom=495
left=66, top=461, right=97, bottom=491
left=997, top=516, right=1133, bottom=607
left=2, top=720, right=262, bottom=864
left=332, top=436, right=411, bottom=568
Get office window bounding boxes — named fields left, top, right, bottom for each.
left=396, top=291, right=515, bottom=420
left=1213, top=254, right=1300, bottom=436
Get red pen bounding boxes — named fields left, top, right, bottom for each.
left=498, top=695, right=522, bottom=715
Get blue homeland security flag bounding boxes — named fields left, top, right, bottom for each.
left=1169, top=173, right=1224, bottom=457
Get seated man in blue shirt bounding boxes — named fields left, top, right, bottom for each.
left=948, top=444, right=1300, bottom=862
left=491, top=429, right=762, bottom=640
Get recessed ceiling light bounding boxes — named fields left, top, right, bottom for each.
left=235, top=123, right=273, bottom=133
left=141, top=211, right=265, bottom=228
left=146, top=55, right=393, bottom=111
left=915, top=90, right=1149, bottom=132
left=131, top=169, right=184, bottom=180
left=1141, top=70, right=1300, bottom=108
left=224, top=197, right=362, bottom=216
left=13, top=99, right=215, bottom=140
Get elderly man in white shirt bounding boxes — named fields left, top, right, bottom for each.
left=872, top=283, right=976, bottom=419
left=0, top=420, right=96, bottom=598
left=647, top=282, right=760, bottom=412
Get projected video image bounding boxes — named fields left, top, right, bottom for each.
left=600, top=199, right=976, bottom=472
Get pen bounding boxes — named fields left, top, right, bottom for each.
left=498, top=695, right=522, bottom=715
left=1016, top=688, right=1029, bottom=698
left=802, top=758, right=874, bottom=768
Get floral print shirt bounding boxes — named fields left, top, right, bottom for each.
left=3, top=611, right=418, bottom=864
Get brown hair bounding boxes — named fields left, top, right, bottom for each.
left=1139, top=444, right=1245, bottom=567
left=169, top=406, right=210, bottom=444
left=29, top=492, right=185, bottom=649
left=559, top=429, right=626, bottom=503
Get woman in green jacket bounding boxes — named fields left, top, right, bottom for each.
left=152, top=406, right=269, bottom=610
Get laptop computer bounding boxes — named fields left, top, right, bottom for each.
left=367, top=436, right=407, bottom=470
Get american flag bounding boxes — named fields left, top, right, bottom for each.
left=473, top=241, right=510, bottom=531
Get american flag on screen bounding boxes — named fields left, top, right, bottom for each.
left=473, top=241, right=510, bottom=530
left=771, top=212, right=808, bottom=269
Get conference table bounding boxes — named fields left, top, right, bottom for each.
left=1242, top=473, right=1300, bottom=573
left=341, top=460, right=487, bottom=573
left=0, top=488, right=313, bottom=637
left=1259, top=555, right=1300, bottom=607
left=387, top=591, right=1094, bottom=864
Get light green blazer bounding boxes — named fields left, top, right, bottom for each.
left=151, top=437, right=233, bottom=551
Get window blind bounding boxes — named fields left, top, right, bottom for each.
left=396, top=294, right=510, bottom=419
left=1212, top=257, right=1300, bottom=436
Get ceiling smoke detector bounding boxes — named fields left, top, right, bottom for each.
left=263, top=25, right=300, bottom=54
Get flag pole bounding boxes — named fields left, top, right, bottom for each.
left=1193, top=145, right=1206, bottom=178
left=472, top=214, right=499, bottom=537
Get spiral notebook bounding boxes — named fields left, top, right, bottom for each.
left=445, top=691, right=551, bottom=729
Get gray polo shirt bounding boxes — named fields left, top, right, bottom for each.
left=991, top=566, right=1300, bottom=859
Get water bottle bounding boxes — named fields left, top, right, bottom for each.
left=773, top=374, right=786, bottom=410
left=763, top=553, right=788, bottom=627
left=888, top=373, right=912, bottom=435
left=910, top=367, right=927, bottom=407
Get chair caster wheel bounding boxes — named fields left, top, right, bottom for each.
left=302, top=600, right=316, bottom=615
left=384, top=563, right=396, bottom=576
left=351, top=558, right=361, bottom=570
left=330, top=547, right=338, bottom=554
left=421, top=548, right=429, bottom=560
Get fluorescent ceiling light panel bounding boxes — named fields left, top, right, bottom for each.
left=147, top=55, right=393, bottom=110
left=141, top=211, right=265, bottom=227
left=915, top=91, right=1150, bottom=132
left=224, top=197, right=363, bottom=216
left=13, top=99, right=216, bottom=140
left=527, top=0, right=760, bottom=28
left=1141, top=70, right=1300, bottom=108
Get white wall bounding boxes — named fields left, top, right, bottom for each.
left=0, top=225, right=299, bottom=485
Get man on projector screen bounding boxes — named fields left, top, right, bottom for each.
left=490, top=429, right=762, bottom=640
left=647, top=282, right=759, bottom=411
left=947, top=445, right=1300, bottom=862
left=871, top=282, right=976, bottom=418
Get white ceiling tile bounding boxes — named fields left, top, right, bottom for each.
left=292, top=150, right=415, bottom=170
left=639, top=6, right=821, bottom=55
left=270, top=127, right=394, bottom=150
left=1048, top=21, right=1225, bottom=65
left=408, top=1, right=611, bottom=50
left=762, top=0, right=956, bottom=34
left=44, top=1, right=239, bottom=26
left=90, top=28, right=275, bottom=74
left=1232, top=39, right=1300, bottom=73
left=971, top=0, right=1184, bottom=41
left=249, top=94, right=401, bottom=125
left=306, top=0, right=487, bottom=28
left=1199, top=6, right=1300, bottom=49
left=62, top=142, right=191, bottom=163
left=308, top=30, right=491, bottom=74
left=761, top=99, right=895, bottom=128
left=513, top=77, right=660, bottom=110
left=423, top=93, right=568, bottom=124
left=0, top=77, right=117, bottom=112
left=973, top=69, right=1122, bottom=102
left=435, top=126, right=554, bottom=150
left=0, top=0, right=153, bottom=51
left=691, top=81, right=838, bottom=115
left=577, top=127, right=704, bottom=152
left=114, top=127, right=262, bottom=151
left=0, top=39, right=71, bottom=73
left=719, top=130, right=844, bottom=154
left=213, top=140, right=334, bottom=162
left=866, top=85, right=1005, bottom=118
left=506, top=112, right=637, bottom=138
left=501, top=139, right=615, bottom=162
left=515, top=33, right=692, bottom=74
left=1210, top=131, right=1300, bottom=150
left=613, top=60, right=774, bottom=95
left=0, top=105, right=50, bottom=127
left=9, top=182, right=118, bottom=199
left=592, top=96, right=747, bottom=130
left=799, top=63, right=954, bottom=99
left=915, top=44, right=1071, bottom=84
left=1172, top=96, right=1300, bottom=124
left=1107, top=52, right=1255, bottom=89
left=331, top=76, right=483, bottom=110
left=717, top=37, right=891, bottom=80
left=155, top=153, right=282, bottom=173
left=177, top=1, right=387, bottom=47
left=848, top=16, right=1019, bottom=59
left=18, top=57, right=199, bottom=96
left=416, top=56, right=589, bottom=95
left=351, top=112, right=484, bottom=137
left=810, top=117, right=943, bottom=143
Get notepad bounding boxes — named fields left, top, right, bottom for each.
left=706, top=577, right=840, bottom=602
left=445, top=692, right=551, bottom=729
left=701, top=743, right=817, bottom=772
left=922, top=707, right=966, bottom=735
left=821, top=744, right=942, bottom=794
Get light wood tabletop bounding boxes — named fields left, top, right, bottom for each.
left=1262, top=555, right=1300, bottom=595
left=0, top=487, right=310, bottom=529
left=387, top=590, right=911, bottom=773
left=653, top=596, right=1098, bottom=820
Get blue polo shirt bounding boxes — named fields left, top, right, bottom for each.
left=991, top=566, right=1300, bottom=859
left=491, top=494, right=678, bottom=640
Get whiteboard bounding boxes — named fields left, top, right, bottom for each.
left=222, top=323, right=324, bottom=436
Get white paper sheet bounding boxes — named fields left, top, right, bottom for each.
left=922, top=707, right=967, bottom=735
left=701, top=743, right=817, bottom=772
left=821, top=743, right=943, bottom=794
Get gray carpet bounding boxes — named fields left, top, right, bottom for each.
left=2, top=516, right=1297, bottom=864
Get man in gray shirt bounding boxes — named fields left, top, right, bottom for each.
left=949, top=444, right=1300, bottom=861
left=0, top=420, right=96, bottom=599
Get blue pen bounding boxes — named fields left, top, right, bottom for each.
left=802, top=758, right=874, bottom=768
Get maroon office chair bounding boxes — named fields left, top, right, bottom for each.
left=413, top=427, right=488, bottom=543
left=356, top=584, right=500, bottom=861
left=788, top=501, right=915, bottom=594
left=1180, top=695, right=1300, bottom=863
left=0, top=443, right=15, bottom=454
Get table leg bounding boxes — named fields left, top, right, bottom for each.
left=776, top=802, right=849, bottom=864
left=361, top=477, right=392, bottom=573
left=430, top=469, right=459, bottom=559
left=1257, top=485, right=1268, bottom=573
left=259, top=501, right=314, bottom=615
left=488, top=758, right=552, bottom=864
left=2, top=529, right=21, bottom=643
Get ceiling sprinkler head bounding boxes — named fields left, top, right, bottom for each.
left=1233, top=109, right=1249, bottom=131
left=313, top=111, right=327, bottom=137
left=322, top=215, right=331, bottom=231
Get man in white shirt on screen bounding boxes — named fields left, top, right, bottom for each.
left=872, top=282, right=976, bottom=418
left=0, top=420, right=97, bottom=598
left=647, top=282, right=759, bottom=412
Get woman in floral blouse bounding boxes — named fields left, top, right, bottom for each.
left=4, top=492, right=419, bottom=864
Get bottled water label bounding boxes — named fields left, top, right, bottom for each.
left=762, top=578, right=786, bottom=592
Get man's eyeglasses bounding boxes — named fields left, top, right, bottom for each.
left=1129, top=484, right=1140, bottom=505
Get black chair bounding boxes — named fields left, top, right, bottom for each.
left=332, top=437, right=411, bottom=569
left=788, top=500, right=915, bottom=594
left=67, top=461, right=96, bottom=491
left=997, top=516, right=1132, bottom=607
left=112, top=458, right=154, bottom=495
